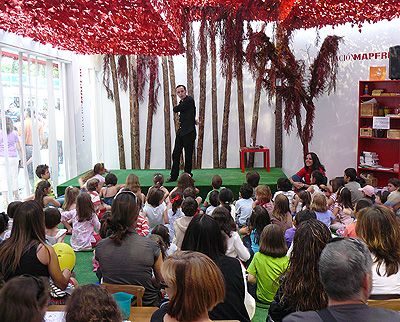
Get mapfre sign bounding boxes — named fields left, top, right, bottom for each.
left=339, top=52, right=390, bottom=61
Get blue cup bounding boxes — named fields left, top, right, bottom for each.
left=112, top=292, right=134, bottom=320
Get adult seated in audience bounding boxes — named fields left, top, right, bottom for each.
left=356, top=205, right=400, bottom=298
left=284, top=238, right=400, bottom=322
left=0, top=275, right=49, bottom=322
left=95, top=190, right=163, bottom=306
left=181, top=214, right=251, bottom=322
left=65, top=284, right=122, bottom=322
left=269, top=219, right=331, bottom=321
left=151, top=251, right=225, bottom=322
left=290, top=152, right=325, bottom=190
left=343, top=168, right=363, bottom=206
left=0, top=201, right=71, bottom=290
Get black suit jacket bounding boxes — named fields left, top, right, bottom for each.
left=173, top=95, right=196, bottom=137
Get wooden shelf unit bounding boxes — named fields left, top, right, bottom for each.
left=357, top=80, right=400, bottom=187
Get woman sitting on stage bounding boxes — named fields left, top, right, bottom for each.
left=289, top=152, right=326, bottom=190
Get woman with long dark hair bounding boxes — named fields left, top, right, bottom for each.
left=356, top=205, right=400, bottom=297
left=268, top=219, right=331, bottom=321
left=0, top=201, right=71, bottom=290
left=181, top=214, right=251, bottom=322
left=290, top=152, right=325, bottom=190
left=95, top=190, right=163, bottom=306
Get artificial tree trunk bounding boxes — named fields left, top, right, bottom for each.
left=110, top=55, right=126, bottom=169
left=185, top=22, right=196, bottom=168
left=144, top=59, right=158, bottom=169
left=196, top=19, right=207, bottom=169
left=168, top=56, right=179, bottom=132
left=275, top=91, right=283, bottom=167
left=248, top=73, right=263, bottom=167
left=162, top=56, right=172, bottom=169
left=129, top=55, right=141, bottom=169
left=210, top=21, right=219, bottom=168
left=220, top=58, right=233, bottom=168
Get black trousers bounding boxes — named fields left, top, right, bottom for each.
left=170, top=131, right=196, bottom=180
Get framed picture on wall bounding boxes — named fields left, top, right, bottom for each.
left=370, top=66, right=387, bottom=80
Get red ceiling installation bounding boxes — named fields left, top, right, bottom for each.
left=0, top=0, right=184, bottom=55
left=0, top=0, right=399, bottom=55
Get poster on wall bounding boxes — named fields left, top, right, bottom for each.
left=370, top=66, right=387, bottom=80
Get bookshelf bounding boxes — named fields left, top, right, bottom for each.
left=357, top=80, right=400, bottom=187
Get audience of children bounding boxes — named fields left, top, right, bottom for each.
left=212, top=206, right=250, bottom=262
left=205, top=190, right=220, bottom=216
left=310, top=193, right=335, bottom=228
left=235, top=183, right=254, bottom=227
left=44, top=207, right=67, bottom=245
left=61, top=192, right=101, bottom=251
left=6, top=161, right=400, bottom=321
left=142, top=187, right=167, bottom=231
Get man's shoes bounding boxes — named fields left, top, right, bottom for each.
left=166, top=177, right=177, bottom=183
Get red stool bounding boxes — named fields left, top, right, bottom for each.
left=239, top=147, right=270, bottom=173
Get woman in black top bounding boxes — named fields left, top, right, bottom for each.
left=182, top=214, right=250, bottom=322
left=0, top=200, right=71, bottom=290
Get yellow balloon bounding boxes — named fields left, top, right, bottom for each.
left=53, top=243, right=76, bottom=271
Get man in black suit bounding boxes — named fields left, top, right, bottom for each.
left=167, top=85, right=196, bottom=182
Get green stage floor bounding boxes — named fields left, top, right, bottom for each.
left=57, top=168, right=286, bottom=200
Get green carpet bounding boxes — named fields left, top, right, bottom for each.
left=64, top=235, right=98, bottom=285
left=58, top=168, right=286, bottom=200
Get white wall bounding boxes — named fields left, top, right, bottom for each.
left=81, top=18, right=400, bottom=180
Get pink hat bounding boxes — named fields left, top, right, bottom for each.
left=358, top=185, right=375, bottom=197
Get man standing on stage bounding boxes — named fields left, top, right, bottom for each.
left=167, top=85, right=196, bottom=182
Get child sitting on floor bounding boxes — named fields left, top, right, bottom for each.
left=152, top=224, right=177, bottom=256
left=45, top=208, right=67, bottom=245
left=34, top=181, right=61, bottom=208
left=142, top=187, right=167, bottom=231
left=86, top=178, right=110, bottom=219
left=291, top=190, right=311, bottom=214
left=174, top=197, right=198, bottom=249
left=331, top=187, right=354, bottom=233
left=271, top=194, right=293, bottom=231
left=147, top=173, right=169, bottom=203
left=3, top=201, right=21, bottom=239
left=310, top=193, right=335, bottom=228
left=247, top=224, right=289, bottom=309
left=79, top=162, right=107, bottom=188
left=166, top=191, right=184, bottom=241
left=235, top=183, right=254, bottom=227
left=254, top=185, right=274, bottom=215
left=273, top=178, right=296, bottom=206
left=61, top=192, right=101, bottom=251
left=100, top=173, right=124, bottom=206
left=61, top=186, right=80, bottom=234
left=203, top=175, right=224, bottom=208
left=246, top=170, right=260, bottom=200
left=124, top=173, right=146, bottom=206
left=206, top=190, right=219, bottom=216
left=0, top=212, right=9, bottom=243
left=219, top=188, right=236, bottom=219
left=307, top=170, right=327, bottom=197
